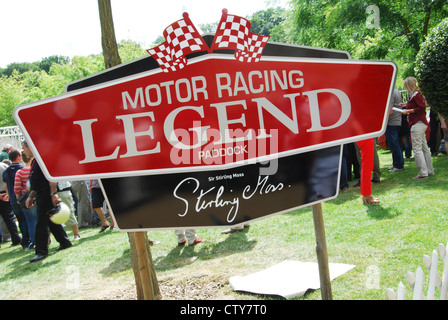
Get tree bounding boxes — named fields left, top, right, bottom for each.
left=196, top=8, right=288, bottom=43
left=0, top=72, right=27, bottom=126
left=199, top=22, right=218, bottom=34
left=287, top=0, right=448, bottom=80
left=416, top=18, right=448, bottom=117
left=0, top=56, right=70, bottom=77
left=289, top=0, right=447, bottom=50
left=0, top=62, right=39, bottom=77
left=248, top=7, right=287, bottom=39
left=97, top=0, right=121, bottom=68
left=39, top=55, right=70, bottom=73
left=118, top=40, right=147, bottom=63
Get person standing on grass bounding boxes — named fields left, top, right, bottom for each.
left=2, top=149, right=29, bottom=249
left=70, top=180, right=92, bottom=228
left=89, top=179, right=114, bottom=232
left=14, top=150, right=37, bottom=250
left=175, top=229, right=202, bottom=246
left=386, top=88, right=405, bottom=173
left=57, top=181, right=81, bottom=241
left=356, top=138, right=380, bottom=204
left=398, top=77, right=434, bottom=180
left=0, top=161, right=22, bottom=247
left=23, top=141, right=72, bottom=263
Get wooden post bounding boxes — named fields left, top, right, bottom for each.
left=312, top=203, right=333, bottom=300
left=128, top=232, right=161, bottom=300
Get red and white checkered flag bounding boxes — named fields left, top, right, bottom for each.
left=147, top=13, right=209, bottom=72
left=210, top=9, right=270, bottom=62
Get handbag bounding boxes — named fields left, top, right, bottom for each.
left=18, top=191, right=30, bottom=209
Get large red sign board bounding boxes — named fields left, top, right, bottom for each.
left=14, top=54, right=396, bottom=181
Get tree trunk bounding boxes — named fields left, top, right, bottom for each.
left=97, top=0, right=122, bottom=68
left=422, top=7, right=431, bottom=42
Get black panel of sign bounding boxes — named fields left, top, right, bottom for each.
left=101, top=146, right=340, bottom=230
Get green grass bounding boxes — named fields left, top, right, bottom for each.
left=0, top=148, right=447, bottom=300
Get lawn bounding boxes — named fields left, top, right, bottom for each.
left=0, top=147, right=447, bottom=300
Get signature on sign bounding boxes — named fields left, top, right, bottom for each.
left=173, top=174, right=286, bottom=224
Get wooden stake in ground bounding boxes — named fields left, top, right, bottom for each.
left=128, top=232, right=161, bottom=300
left=312, top=203, right=333, bottom=300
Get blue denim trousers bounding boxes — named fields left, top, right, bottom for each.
left=385, top=125, right=404, bottom=169
left=22, top=206, right=37, bottom=247
left=11, top=203, right=30, bottom=248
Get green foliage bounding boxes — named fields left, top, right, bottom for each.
left=0, top=40, right=148, bottom=126
left=0, top=62, right=39, bottom=77
left=287, top=0, right=448, bottom=82
left=249, top=7, right=287, bottom=40
left=199, top=22, right=218, bottom=34
left=197, top=7, right=287, bottom=41
left=39, top=56, right=70, bottom=73
left=415, top=18, right=448, bottom=118
left=0, top=56, right=70, bottom=77
left=118, top=40, right=147, bottom=63
left=0, top=71, right=28, bottom=126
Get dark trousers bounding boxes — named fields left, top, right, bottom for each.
left=11, top=203, right=30, bottom=248
left=385, top=125, right=404, bottom=169
left=35, top=192, right=71, bottom=256
left=0, top=198, right=22, bottom=245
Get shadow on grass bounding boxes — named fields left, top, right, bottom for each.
left=99, top=228, right=258, bottom=275
left=0, top=245, right=27, bottom=264
left=0, top=251, right=61, bottom=283
left=154, top=228, right=257, bottom=272
left=100, top=247, right=132, bottom=276
left=365, top=203, right=402, bottom=220
left=0, top=229, right=104, bottom=283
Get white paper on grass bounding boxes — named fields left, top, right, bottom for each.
left=229, top=260, right=355, bottom=298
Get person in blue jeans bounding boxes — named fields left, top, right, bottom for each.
left=386, top=89, right=405, bottom=173
left=14, top=149, right=37, bottom=249
left=2, top=149, right=29, bottom=248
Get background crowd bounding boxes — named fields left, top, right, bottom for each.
left=0, top=144, right=113, bottom=262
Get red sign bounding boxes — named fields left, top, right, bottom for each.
left=14, top=54, right=396, bottom=181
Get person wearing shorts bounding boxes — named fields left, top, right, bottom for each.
left=89, top=180, right=114, bottom=232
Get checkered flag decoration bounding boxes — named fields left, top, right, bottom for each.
left=210, top=9, right=270, bottom=63
left=147, top=12, right=209, bottom=72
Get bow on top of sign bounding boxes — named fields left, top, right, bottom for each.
left=147, top=9, right=270, bottom=72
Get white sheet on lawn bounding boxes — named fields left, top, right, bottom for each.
left=229, top=260, right=355, bottom=298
